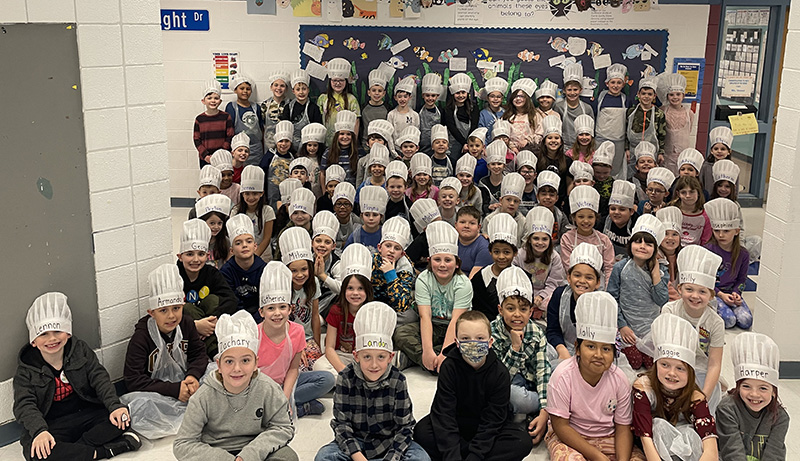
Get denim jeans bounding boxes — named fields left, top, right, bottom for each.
left=509, top=373, right=540, bottom=416
left=314, top=441, right=431, bottom=461
left=294, top=370, right=335, bottom=405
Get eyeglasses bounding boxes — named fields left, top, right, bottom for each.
left=334, top=202, right=352, bottom=209
left=646, top=188, right=666, bottom=195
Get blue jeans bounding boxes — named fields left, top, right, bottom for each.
left=509, top=373, right=540, bottom=416
left=314, top=441, right=431, bottom=461
left=294, top=370, right=335, bottom=405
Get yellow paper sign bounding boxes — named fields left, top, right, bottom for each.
left=728, top=113, right=759, bottom=136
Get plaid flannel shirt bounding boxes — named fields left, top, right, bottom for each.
left=331, top=364, right=415, bottom=461
left=490, top=317, right=551, bottom=409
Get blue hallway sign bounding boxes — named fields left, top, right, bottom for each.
left=161, top=9, right=210, bottom=31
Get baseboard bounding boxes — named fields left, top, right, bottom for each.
left=171, top=197, right=195, bottom=208
left=779, top=361, right=800, bottom=379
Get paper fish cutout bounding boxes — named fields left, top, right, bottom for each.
left=548, top=36, right=569, bottom=53
left=414, top=46, right=433, bottom=62
left=312, top=34, right=333, bottom=48
left=387, top=55, right=409, bottom=69
left=517, top=49, right=540, bottom=62
left=343, top=37, right=366, bottom=50
left=360, top=52, right=368, bottom=60
left=640, top=64, right=657, bottom=79
left=472, top=48, right=491, bottom=62
left=378, top=34, right=393, bottom=50
left=622, top=44, right=644, bottom=60
left=586, top=42, right=604, bottom=58
left=438, top=48, right=459, bottom=63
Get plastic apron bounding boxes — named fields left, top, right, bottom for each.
left=449, top=107, right=471, bottom=164
left=645, top=385, right=703, bottom=461
left=419, top=105, right=441, bottom=154
left=288, top=100, right=311, bottom=149
left=121, top=318, right=189, bottom=440
left=595, top=92, right=628, bottom=180
left=556, top=99, right=587, bottom=148
left=235, top=102, right=265, bottom=166
left=258, top=324, right=297, bottom=420
left=663, top=104, right=692, bottom=175
left=626, top=104, right=658, bottom=175
left=546, top=286, right=577, bottom=367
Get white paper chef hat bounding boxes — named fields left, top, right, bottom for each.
left=492, top=119, right=512, bottom=139
left=609, top=180, right=636, bottom=209
left=709, top=126, right=734, bottom=150
left=500, top=172, right=525, bottom=199
left=563, top=62, right=584, bottom=86
left=605, top=63, right=628, bottom=82
left=360, top=185, right=388, bottom=215
left=677, top=245, right=723, bottom=289
left=639, top=77, right=658, bottom=91
left=678, top=148, right=704, bottom=173
left=195, top=194, right=232, bottom=219
left=469, top=127, right=488, bottom=145
left=396, top=126, right=421, bottom=147
left=313, top=210, right=340, bottom=241
left=368, top=68, right=389, bottom=89
left=148, top=263, right=185, bottom=310
left=199, top=165, right=222, bottom=188
left=326, top=165, right=347, bottom=185
left=647, top=167, right=676, bottom=190
left=26, top=292, right=72, bottom=343
left=541, top=114, right=562, bottom=137
left=240, top=165, right=264, bottom=192
left=410, top=152, right=433, bottom=177
left=569, top=185, right=600, bottom=213
left=664, top=73, right=687, bottom=93
left=570, top=241, right=603, bottom=274
left=230, top=73, right=253, bottom=91
left=260, top=261, right=293, bottom=307
left=427, top=220, right=458, bottom=256
left=368, top=119, right=394, bottom=143
left=487, top=212, right=518, bottom=247
left=632, top=214, right=666, bottom=246
left=301, top=123, right=326, bottom=145
left=290, top=68, right=310, bottom=88
left=280, top=178, right=302, bottom=204
left=535, top=80, right=559, bottom=100
left=267, top=71, right=289, bottom=88
left=334, top=110, right=357, bottom=133
left=511, top=77, right=537, bottom=98
left=289, top=187, right=315, bottom=216
left=231, top=132, right=250, bottom=151
left=279, top=226, right=313, bottom=264
left=332, top=182, right=356, bottom=205
left=448, top=73, right=472, bottom=94
left=421, top=72, right=443, bottom=95
left=496, top=266, right=533, bottom=303
left=574, top=114, right=594, bottom=136
left=274, top=120, right=294, bottom=143
left=326, top=58, right=351, bottom=80
left=704, top=197, right=740, bottom=230
left=455, top=153, right=477, bottom=176
left=575, top=291, right=618, bottom=345
left=516, top=150, right=537, bottom=171
left=440, top=176, right=462, bottom=195
left=210, top=149, right=234, bottom=172
left=381, top=216, right=412, bottom=249
left=525, top=206, right=555, bottom=238
left=354, top=301, right=396, bottom=352
left=652, top=313, right=698, bottom=369
left=181, top=218, right=212, bottom=253
left=537, top=170, right=561, bottom=191
left=430, top=124, right=448, bottom=144
left=712, top=159, right=740, bottom=185
left=593, top=140, right=616, bottom=166
left=203, top=79, right=222, bottom=98
left=340, top=243, right=373, bottom=279
left=732, top=332, right=780, bottom=388
left=480, top=77, right=509, bottom=100
left=486, top=139, right=508, bottom=165
left=216, top=310, right=259, bottom=358
left=289, top=156, right=315, bottom=176
left=395, top=75, right=416, bottom=95
left=635, top=141, right=657, bottom=161
left=367, top=144, right=390, bottom=168
left=569, top=161, right=594, bottom=182
left=386, top=160, right=409, bottom=181
left=226, top=214, right=254, bottom=242
left=656, top=206, right=683, bottom=234
left=410, top=198, right=440, bottom=233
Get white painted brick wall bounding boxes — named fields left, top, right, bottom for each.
left=0, top=379, right=14, bottom=426
left=100, top=341, right=129, bottom=381
left=126, top=65, right=166, bottom=106
left=86, top=148, right=131, bottom=192
left=77, top=25, right=124, bottom=68
left=133, top=180, right=171, bottom=222
left=128, top=104, right=168, bottom=146
left=26, top=0, right=74, bottom=22
left=95, top=263, right=138, bottom=310
left=75, top=0, right=120, bottom=24
left=130, top=143, right=170, bottom=184
left=99, top=300, right=141, bottom=346
left=121, top=0, right=161, bottom=25
left=90, top=187, right=134, bottom=231
left=93, top=226, right=137, bottom=272
left=83, top=107, right=129, bottom=151
left=80, top=67, right=127, bottom=110
left=0, top=0, right=27, bottom=23
left=134, top=218, right=173, bottom=259
left=122, top=24, right=164, bottom=65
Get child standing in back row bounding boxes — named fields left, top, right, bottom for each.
left=388, top=76, right=420, bottom=148
left=659, top=73, right=693, bottom=175
left=194, top=80, right=233, bottom=167
left=226, top=74, right=265, bottom=166
left=418, top=73, right=443, bottom=155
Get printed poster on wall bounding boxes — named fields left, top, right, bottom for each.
left=343, top=0, right=378, bottom=19
left=673, top=58, right=704, bottom=101
left=213, top=51, right=239, bottom=90
left=246, top=0, right=276, bottom=15
left=292, top=0, right=322, bottom=16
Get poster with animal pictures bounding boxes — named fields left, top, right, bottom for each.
left=342, top=0, right=378, bottom=19
left=299, top=26, right=667, bottom=107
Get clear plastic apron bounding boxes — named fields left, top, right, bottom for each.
left=547, top=286, right=577, bottom=366
left=258, top=324, right=297, bottom=420
left=626, top=104, right=658, bottom=155
left=235, top=102, right=265, bottom=166
left=595, top=92, right=628, bottom=180
left=289, top=100, right=311, bottom=148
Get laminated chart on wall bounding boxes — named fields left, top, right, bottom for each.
left=299, top=26, right=668, bottom=106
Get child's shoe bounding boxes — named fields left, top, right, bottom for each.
left=296, top=399, right=325, bottom=417
left=391, top=350, right=410, bottom=370
left=104, top=432, right=142, bottom=457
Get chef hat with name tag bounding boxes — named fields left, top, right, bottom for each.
left=647, top=167, right=676, bottom=190
left=289, top=156, right=315, bottom=175
left=240, top=165, right=265, bottom=192
left=397, top=126, right=422, bottom=147
left=535, top=80, right=559, bottom=100
left=410, top=152, right=433, bottom=177
left=279, top=226, right=313, bottom=265
left=593, top=141, right=616, bottom=167
left=181, top=218, right=212, bottom=253
left=678, top=148, right=704, bottom=173
left=386, top=160, right=409, bottom=181
left=609, top=180, right=636, bottom=209
left=326, top=165, right=347, bottom=186
left=639, top=77, right=658, bottom=91
left=575, top=291, right=618, bottom=345
left=732, top=332, right=780, bottom=388
left=677, top=245, right=723, bottom=289
left=367, top=144, right=390, bottom=168
left=340, top=243, right=373, bottom=279
left=368, top=68, right=389, bottom=89
left=148, top=264, right=185, bottom=310
left=574, top=114, right=594, bottom=136
left=709, top=126, right=734, bottom=150
left=569, top=242, right=603, bottom=275
left=516, top=150, right=537, bottom=171
left=511, top=78, right=537, bottom=98
left=334, top=110, right=357, bottom=134
left=395, top=75, right=417, bottom=95
left=563, top=62, right=584, bottom=86
left=368, top=119, right=394, bottom=143
left=448, top=73, right=472, bottom=94
left=280, top=178, right=302, bottom=204
left=421, top=72, right=443, bottom=95
left=410, top=198, right=440, bottom=233
left=487, top=213, right=518, bottom=247
left=456, top=153, right=477, bottom=176
left=569, top=185, right=600, bottom=214
left=381, top=216, right=412, bottom=249
left=332, top=182, right=356, bottom=206
left=290, top=68, right=309, bottom=88
left=226, top=214, right=254, bottom=241
left=354, top=301, right=396, bottom=353
left=652, top=313, right=698, bottom=369
left=260, top=261, right=293, bottom=307
left=656, top=206, right=683, bottom=233
left=199, top=165, right=222, bottom=188
left=210, top=149, right=234, bottom=172
left=497, top=266, right=533, bottom=303
left=605, top=63, right=628, bottom=82
left=195, top=194, right=232, bottom=219
left=290, top=187, right=315, bottom=216
left=704, top=197, right=740, bottom=230
left=492, top=119, right=512, bottom=139
left=27, top=293, right=72, bottom=343
left=301, top=123, right=326, bottom=145
left=635, top=141, right=657, bottom=162
left=524, top=206, right=555, bottom=238
left=231, top=132, right=250, bottom=151
left=663, top=73, right=687, bottom=94
left=712, top=159, right=740, bottom=185
left=274, top=120, right=294, bottom=143
left=631, top=214, right=666, bottom=246
left=569, top=161, right=594, bottom=182
left=486, top=139, right=508, bottom=165
left=216, top=310, right=259, bottom=358
left=312, top=210, right=340, bottom=241
left=541, top=114, right=562, bottom=137
left=469, top=127, right=488, bottom=145
left=203, top=79, right=222, bottom=98
left=230, top=73, right=253, bottom=92
left=537, top=170, right=561, bottom=191
left=427, top=220, right=458, bottom=256
left=429, top=124, right=448, bottom=144
left=480, top=77, right=509, bottom=100
left=360, top=185, right=388, bottom=215
left=500, top=172, right=525, bottom=200
left=267, top=71, right=289, bottom=88
left=440, top=176, right=462, bottom=195
left=326, top=58, right=351, bottom=80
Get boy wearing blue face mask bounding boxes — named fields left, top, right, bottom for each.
left=414, top=311, right=533, bottom=461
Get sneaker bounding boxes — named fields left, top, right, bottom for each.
left=105, top=432, right=142, bottom=457
left=296, top=399, right=325, bottom=418
left=392, top=350, right=410, bottom=370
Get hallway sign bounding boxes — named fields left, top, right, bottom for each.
left=161, top=9, right=210, bottom=31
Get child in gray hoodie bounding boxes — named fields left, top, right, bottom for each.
left=173, top=311, right=297, bottom=461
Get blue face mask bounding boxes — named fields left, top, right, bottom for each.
left=458, top=340, right=490, bottom=364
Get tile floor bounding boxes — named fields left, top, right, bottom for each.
left=2, top=206, right=792, bottom=461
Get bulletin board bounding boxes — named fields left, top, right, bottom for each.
left=299, top=25, right=668, bottom=106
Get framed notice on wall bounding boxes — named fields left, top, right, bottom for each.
left=212, top=51, right=239, bottom=91
left=673, top=58, right=704, bottom=102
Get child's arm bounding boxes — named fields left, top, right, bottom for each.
left=225, top=113, right=234, bottom=148
left=311, top=298, right=321, bottom=347
left=700, top=212, right=712, bottom=245
left=715, top=397, right=748, bottom=460
left=614, top=423, right=635, bottom=461
left=559, top=231, right=575, bottom=274
left=283, top=352, right=302, bottom=403
left=12, top=366, right=49, bottom=445
left=255, top=219, right=273, bottom=257
left=438, top=307, right=467, bottom=370
left=81, top=341, right=126, bottom=413
left=237, top=380, right=294, bottom=461
left=184, top=320, right=210, bottom=383
left=702, top=346, right=723, bottom=400
left=632, top=381, right=661, bottom=461
left=545, top=288, right=570, bottom=359
left=418, top=304, right=437, bottom=370
left=600, top=234, right=615, bottom=287
left=331, top=371, right=367, bottom=459
left=651, top=263, right=670, bottom=306
left=655, top=109, right=667, bottom=158
left=123, top=330, right=181, bottom=399
left=760, top=408, right=790, bottom=461
left=174, top=389, right=231, bottom=460
left=429, top=360, right=467, bottom=459
left=324, top=324, right=346, bottom=373
left=193, top=118, right=209, bottom=162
